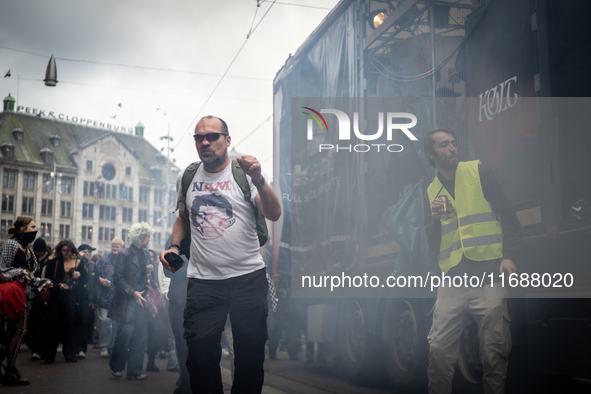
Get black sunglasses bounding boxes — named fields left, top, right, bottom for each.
left=193, top=132, right=228, bottom=143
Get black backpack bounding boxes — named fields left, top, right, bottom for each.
left=175, top=159, right=268, bottom=258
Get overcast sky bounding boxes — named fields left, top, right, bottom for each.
left=0, top=0, right=340, bottom=178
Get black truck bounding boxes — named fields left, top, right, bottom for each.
left=270, top=0, right=591, bottom=391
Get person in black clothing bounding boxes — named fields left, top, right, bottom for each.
left=42, top=240, right=89, bottom=363
left=25, top=238, right=51, bottom=361
left=78, top=244, right=98, bottom=348
left=32, top=238, right=50, bottom=275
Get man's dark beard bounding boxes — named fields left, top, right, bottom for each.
left=435, top=154, right=458, bottom=171
left=200, top=151, right=226, bottom=168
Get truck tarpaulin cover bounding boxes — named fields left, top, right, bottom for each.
left=274, top=3, right=357, bottom=285
left=386, top=180, right=436, bottom=278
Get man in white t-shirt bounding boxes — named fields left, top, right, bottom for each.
left=160, top=115, right=281, bottom=394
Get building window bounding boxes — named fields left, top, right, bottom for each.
left=122, top=207, right=133, bottom=223
left=2, top=195, right=15, bottom=212
left=128, top=187, right=134, bottom=202
left=154, top=190, right=164, bottom=205
left=40, top=148, right=53, bottom=164
left=49, top=134, right=61, bottom=147
left=22, top=197, right=34, bottom=214
left=105, top=184, right=118, bottom=200
left=138, top=209, right=148, bottom=223
left=120, top=184, right=128, bottom=200
left=99, top=227, right=115, bottom=241
left=82, top=225, right=93, bottom=241
left=61, top=177, right=73, bottom=194
left=121, top=229, right=129, bottom=243
left=60, top=201, right=71, bottom=217
left=84, top=181, right=96, bottom=197
left=1, top=142, right=15, bottom=158
left=83, top=203, right=94, bottom=218
left=153, top=211, right=162, bottom=226
left=43, top=174, right=53, bottom=193
left=12, top=128, right=24, bottom=141
left=23, top=172, right=36, bottom=190
left=126, top=166, right=132, bottom=176
left=41, top=199, right=53, bottom=216
left=59, top=224, right=71, bottom=239
left=1, top=220, right=14, bottom=235
left=96, top=181, right=104, bottom=198
left=139, top=187, right=149, bottom=203
left=86, top=160, right=93, bottom=171
left=99, top=205, right=116, bottom=221
left=3, top=169, right=17, bottom=188
left=169, top=190, right=177, bottom=207
left=40, top=222, right=52, bottom=240
left=153, top=232, right=161, bottom=245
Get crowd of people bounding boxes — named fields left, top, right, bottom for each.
left=0, top=219, right=179, bottom=387
left=2, top=115, right=283, bottom=394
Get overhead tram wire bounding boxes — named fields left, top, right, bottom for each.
left=273, top=1, right=332, bottom=10
left=10, top=76, right=271, bottom=102
left=0, top=44, right=270, bottom=82
left=173, top=0, right=279, bottom=150
left=232, top=114, right=272, bottom=150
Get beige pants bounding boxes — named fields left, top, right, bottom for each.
left=427, top=285, right=511, bottom=394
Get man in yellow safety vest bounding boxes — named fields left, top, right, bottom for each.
left=424, top=128, right=522, bottom=394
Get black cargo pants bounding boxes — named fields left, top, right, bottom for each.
left=184, top=268, right=268, bottom=394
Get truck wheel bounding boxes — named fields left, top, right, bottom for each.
left=335, top=300, right=376, bottom=385
left=382, top=299, right=428, bottom=390
left=457, top=316, right=483, bottom=384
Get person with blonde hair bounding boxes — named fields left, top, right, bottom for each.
left=108, top=223, right=153, bottom=381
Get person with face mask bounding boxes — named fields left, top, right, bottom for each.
left=0, top=216, right=51, bottom=385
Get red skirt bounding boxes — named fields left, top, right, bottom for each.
left=0, top=280, right=27, bottom=319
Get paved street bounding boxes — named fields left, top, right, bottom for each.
left=7, top=346, right=182, bottom=394
left=9, top=344, right=591, bottom=393
left=8, top=344, right=393, bottom=394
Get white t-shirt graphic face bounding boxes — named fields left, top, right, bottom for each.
left=191, top=194, right=236, bottom=240
left=177, top=162, right=265, bottom=279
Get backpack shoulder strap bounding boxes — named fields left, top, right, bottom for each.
left=175, top=161, right=201, bottom=214
left=231, top=159, right=268, bottom=246
left=231, top=159, right=251, bottom=204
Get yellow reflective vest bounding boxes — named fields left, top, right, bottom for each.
left=427, top=160, right=503, bottom=274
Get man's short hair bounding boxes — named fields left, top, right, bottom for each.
left=423, top=128, right=456, bottom=168
left=201, top=115, right=229, bottom=135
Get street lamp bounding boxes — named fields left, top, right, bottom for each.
left=44, top=55, right=58, bottom=87
left=157, top=108, right=174, bottom=239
